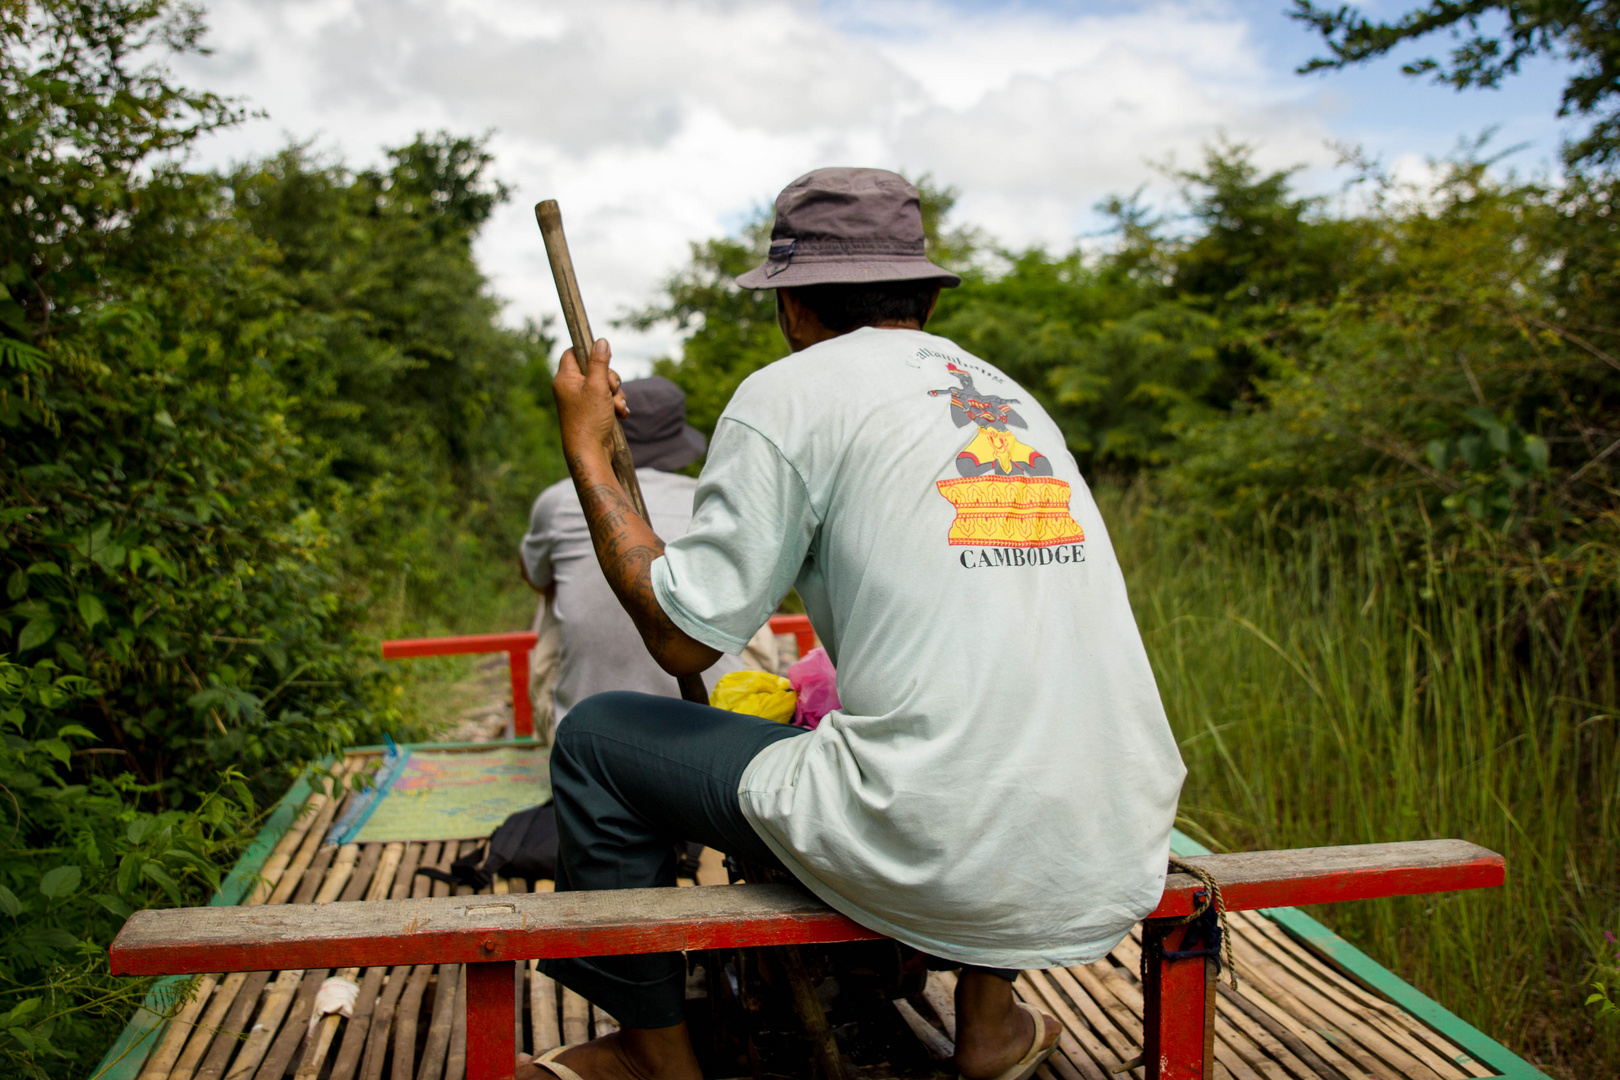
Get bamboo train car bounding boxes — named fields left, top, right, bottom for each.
left=94, top=618, right=1549, bottom=1080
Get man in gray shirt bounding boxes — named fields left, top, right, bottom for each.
left=520, top=377, right=772, bottom=738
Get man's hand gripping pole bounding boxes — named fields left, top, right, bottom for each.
left=534, top=200, right=709, bottom=706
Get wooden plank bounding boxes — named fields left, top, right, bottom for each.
left=368, top=844, right=406, bottom=902
left=328, top=966, right=388, bottom=1080
left=223, top=968, right=304, bottom=1080
left=417, top=965, right=460, bottom=1080
left=1215, top=984, right=1352, bottom=1080
left=1233, top=911, right=1472, bottom=1080
left=922, top=970, right=957, bottom=1040
left=316, top=845, right=361, bottom=907
left=529, top=964, right=561, bottom=1054
left=404, top=843, right=441, bottom=900
left=382, top=632, right=537, bottom=659
left=359, top=966, right=412, bottom=1080
left=1227, top=966, right=1367, bottom=1080
left=167, top=972, right=250, bottom=1080
left=247, top=968, right=329, bottom=1080
left=1238, top=912, right=1484, bottom=1079
left=296, top=1009, right=344, bottom=1080
left=560, top=985, right=590, bottom=1046
left=390, top=964, right=434, bottom=1080
left=1256, top=906, right=1544, bottom=1080
left=444, top=966, right=468, bottom=1080
left=392, top=843, right=425, bottom=900
left=294, top=967, right=362, bottom=1080
left=1014, top=971, right=1121, bottom=1080
left=1220, top=937, right=1390, bottom=1080
left=340, top=843, right=386, bottom=904
left=250, top=778, right=335, bottom=907
left=893, top=998, right=953, bottom=1059
left=1227, top=929, right=1443, bottom=1080
left=1061, top=963, right=1144, bottom=1049
left=1025, top=968, right=1137, bottom=1080
left=112, top=883, right=883, bottom=975
left=1040, top=1052, right=1090, bottom=1080
left=291, top=845, right=339, bottom=905
left=1146, top=841, right=1502, bottom=919
left=112, top=880, right=881, bottom=977
left=263, top=776, right=355, bottom=906
left=591, top=1003, right=619, bottom=1039
left=137, top=974, right=217, bottom=1080
left=112, top=841, right=1502, bottom=977
left=192, top=970, right=271, bottom=1080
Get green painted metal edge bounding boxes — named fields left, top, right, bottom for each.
left=87, top=772, right=318, bottom=1080
left=1169, top=829, right=1547, bottom=1080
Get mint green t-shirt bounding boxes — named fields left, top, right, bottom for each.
left=651, top=327, right=1185, bottom=969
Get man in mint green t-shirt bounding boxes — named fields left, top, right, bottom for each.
left=524, top=169, right=1185, bottom=1080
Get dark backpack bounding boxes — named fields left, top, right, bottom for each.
left=417, top=801, right=558, bottom=890
left=415, top=801, right=705, bottom=890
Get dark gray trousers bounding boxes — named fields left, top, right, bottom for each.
left=540, top=691, right=1014, bottom=1030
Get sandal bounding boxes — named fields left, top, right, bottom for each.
left=960, top=1001, right=1059, bottom=1080
left=530, top=1045, right=586, bottom=1080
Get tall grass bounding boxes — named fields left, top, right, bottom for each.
left=1102, top=488, right=1620, bottom=1077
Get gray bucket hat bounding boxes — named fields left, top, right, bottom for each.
left=622, top=376, right=706, bottom=471
left=736, top=168, right=962, bottom=290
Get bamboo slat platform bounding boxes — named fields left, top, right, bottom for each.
left=94, top=750, right=1546, bottom=1080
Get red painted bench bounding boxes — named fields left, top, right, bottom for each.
left=382, top=632, right=541, bottom=738
left=380, top=616, right=819, bottom=740
left=109, top=839, right=1502, bottom=1080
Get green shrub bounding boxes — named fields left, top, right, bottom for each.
left=1, top=4, right=561, bottom=1074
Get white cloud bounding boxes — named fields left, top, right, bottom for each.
left=168, top=0, right=1519, bottom=368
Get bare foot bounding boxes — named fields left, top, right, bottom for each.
left=517, top=1024, right=703, bottom=1080
left=953, top=970, right=1059, bottom=1080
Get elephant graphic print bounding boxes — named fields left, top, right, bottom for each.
left=927, top=362, right=1085, bottom=549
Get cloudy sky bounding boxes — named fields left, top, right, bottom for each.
left=173, top=0, right=1569, bottom=367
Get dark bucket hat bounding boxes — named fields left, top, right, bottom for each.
left=736, top=168, right=962, bottom=290
left=621, top=376, right=706, bottom=471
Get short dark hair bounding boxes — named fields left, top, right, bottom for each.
left=784, top=279, right=941, bottom=334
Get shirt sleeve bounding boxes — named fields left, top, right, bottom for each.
left=520, top=488, right=560, bottom=589
left=652, top=418, right=819, bottom=654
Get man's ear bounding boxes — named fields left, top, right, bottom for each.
left=778, top=289, right=832, bottom=352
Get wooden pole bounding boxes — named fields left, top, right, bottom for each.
left=534, top=200, right=708, bottom=706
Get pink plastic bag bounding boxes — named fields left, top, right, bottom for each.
left=786, top=647, right=840, bottom=729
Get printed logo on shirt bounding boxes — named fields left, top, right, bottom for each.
left=926, top=362, right=1085, bottom=552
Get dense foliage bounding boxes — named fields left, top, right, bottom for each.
left=0, top=3, right=561, bottom=1074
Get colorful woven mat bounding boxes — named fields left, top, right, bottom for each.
left=342, top=746, right=551, bottom=844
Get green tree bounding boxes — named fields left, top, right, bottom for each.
left=1293, top=0, right=1620, bottom=165
left=1, top=4, right=565, bottom=1074
left=226, top=138, right=562, bottom=606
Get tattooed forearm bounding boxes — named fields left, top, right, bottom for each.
left=573, top=476, right=721, bottom=674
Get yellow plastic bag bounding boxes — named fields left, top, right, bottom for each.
left=709, top=671, right=798, bottom=723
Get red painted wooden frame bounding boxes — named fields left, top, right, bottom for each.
left=110, top=840, right=1502, bottom=1080
left=382, top=632, right=539, bottom=738
left=381, top=616, right=815, bottom=740
left=767, top=613, right=816, bottom=660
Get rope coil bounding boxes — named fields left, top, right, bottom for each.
left=1167, top=855, right=1237, bottom=989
